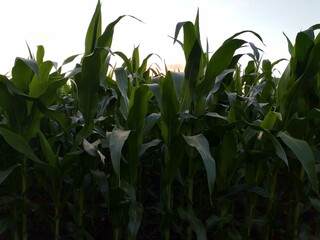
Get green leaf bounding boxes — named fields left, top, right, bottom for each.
left=183, top=134, right=216, bottom=196
left=310, top=197, right=320, bottom=212
left=277, top=131, right=318, bottom=193
left=139, top=139, right=161, bottom=157
left=0, top=77, right=27, bottom=133
left=84, top=0, right=102, bottom=56
left=36, top=45, right=45, bottom=64
left=127, top=85, right=149, bottom=136
left=267, top=133, right=288, bottom=166
left=198, top=39, right=246, bottom=96
left=142, top=113, right=160, bottom=137
left=161, top=72, right=179, bottom=143
left=115, top=67, right=130, bottom=119
left=0, top=164, right=21, bottom=185
left=11, top=57, right=38, bottom=92
left=98, top=15, right=142, bottom=50
left=147, top=83, right=162, bottom=111
left=128, top=201, right=143, bottom=240
left=260, top=111, right=278, bottom=130
left=0, top=127, right=41, bottom=163
left=283, top=32, right=294, bottom=55
left=109, top=128, right=131, bottom=181
left=224, top=30, right=264, bottom=44
left=91, top=170, right=108, bottom=200
left=185, top=39, right=202, bottom=96
left=178, top=207, right=207, bottom=240
left=79, top=48, right=107, bottom=125
left=29, top=61, right=54, bottom=98
left=38, top=130, right=57, bottom=167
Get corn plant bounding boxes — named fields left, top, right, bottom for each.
left=0, top=1, right=320, bottom=239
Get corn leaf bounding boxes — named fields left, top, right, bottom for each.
left=183, top=134, right=216, bottom=196
left=197, top=39, right=246, bottom=96
left=0, top=127, right=41, bottom=163
left=11, top=58, right=38, bottom=92
left=161, top=72, right=179, bottom=144
left=0, top=77, right=27, bottom=133
left=0, top=164, right=21, bottom=185
left=128, top=201, right=143, bottom=240
left=277, top=131, right=318, bottom=193
left=260, top=111, right=278, bottom=130
left=115, top=67, right=130, bottom=119
left=109, top=128, right=131, bottom=181
left=29, top=61, right=54, bottom=98
left=84, top=0, right=101, bottom=56
left=79, top=48, right=107, bottom=125
left=178, top=207, right=207, bottom=240
left=267, top=132, right=288, bottom=167
left=38, top=130, right=57, bottom=167
left=98, top=15, right=142, bottom=50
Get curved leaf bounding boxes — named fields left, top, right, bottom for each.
left=0, top=127, right=41, bottom=163
left=0, top=164, right=21, bottom=185
left=277, top=131, right=318, bottom=193
left=178, top=207, right=207, bottom=240
left=183, top=134, right=216, bottom=196
left=109, top=128, right=131, bottom=182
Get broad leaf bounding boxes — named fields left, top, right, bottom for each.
left=0, top=127, right=41, bottom=163
left=277, top=131, right=318, bottom=193
left=183, top=134, right=216, bottom=196
left=178, top=207, right=207, bottom=240
left=0, top=164, right=21, bottom=185
left=109, top=128, right=131, bottom=182
left=84, top=0, right=102, bottom=55
left=79, top=48, right=107, bottom=125
left=38, top=130, right=57, bottom=167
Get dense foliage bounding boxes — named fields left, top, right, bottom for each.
left=0, top=1, right=320, bottom=239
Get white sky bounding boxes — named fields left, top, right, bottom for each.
left=1, top=0, right=320, bottom=75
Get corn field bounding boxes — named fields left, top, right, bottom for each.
left=0, top=1, right=320, bottom=239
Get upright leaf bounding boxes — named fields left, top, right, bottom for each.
left=79, top=48, right=107, bottom=125
left=109, top=128, right=131, bottom=182
left=84, top=0, right=102, bottom=56
left=115, top=67, right=130, bottom=119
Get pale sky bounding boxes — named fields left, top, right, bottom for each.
left=1, top=0, right=320, bottom=75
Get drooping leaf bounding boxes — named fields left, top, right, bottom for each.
left=178, top=207, right=207, bottom=240
left=277, top=131, right=318, bottom=193
left=91, top=169, right=108, bottom=200
left=183, top=134, right=216, bottom=196
left=142, top=113, right=160, bottom=137
left=267, top=133, right=288, bottom=167
left=310, top=197, right=320, bottom=212
left=139, top=139, right=161, bottom=157
left=98, top=15, right=142, bottom=50
left=0, top=127, right=41, bottom=163
left=0, top=164, right=21, bottom=185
